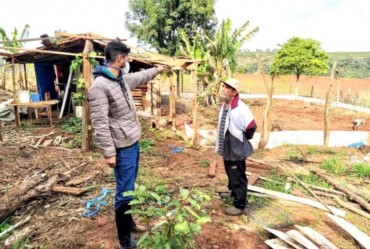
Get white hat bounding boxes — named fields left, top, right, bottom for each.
left=222, top=77, right=240, bottom=92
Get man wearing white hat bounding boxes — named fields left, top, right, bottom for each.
left=216, top=77, right=257, bottom=216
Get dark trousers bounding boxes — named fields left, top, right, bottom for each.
left=224, top=160, right=248, bottom=209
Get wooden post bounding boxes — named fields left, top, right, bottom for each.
left=23, top=64, right=28, bottom=90
left=257, top=56, right=274, bottom=149
left=1, top=62, right=6, bottom=90
left=324, top=61, right=337, bottom=147
left=192, top=69, right=198, bottom=146
left=82, top=40, right=93, bottom=151
left=336, top=78, right=341, bottom=103
left=176, top=71, right=181, bottom=97
left=153, top=77, right=161, bottom=116
left=180, top=71, right=184, bottom=97
left=169, top=71, right=176, bottom=125
left=11, top=58, right=16, bottom=101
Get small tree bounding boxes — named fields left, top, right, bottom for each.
left=270, top=37, right=328, bottom=96
left=204, top=18, right=258, bottom=105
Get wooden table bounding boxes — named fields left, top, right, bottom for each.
left=12, top=100, right=59, bottom=127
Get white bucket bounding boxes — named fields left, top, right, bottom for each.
left=75, top=106, right=83, bottom=118
left=18, top=90, right=30, bottom=103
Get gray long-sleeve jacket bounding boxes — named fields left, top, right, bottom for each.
left=88, top=66, right=158, bottom=157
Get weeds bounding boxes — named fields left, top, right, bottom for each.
left=62, top=117, right=82, bottom=134
left=352, top=163, right=370, bottom=178
left=64, top=136, right=82, bottom=149
left=140, top=139, right=154, bottom=153
left=196, top=158, right=210, bottom=168
left=295, top=174, right=331, bottom=188
left=320, top=157, right=348, bottom=175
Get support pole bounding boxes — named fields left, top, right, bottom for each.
left=11, top=58, right=16, bottom=101
left=82, top=40, right=93, bottom=151
left=59, top=69, right=73, bottom=119
left=192, top=69, right=198, bottom=146
left=23, top=64, right=28, bottom=90
left=169, top=71, right=176, bottom=127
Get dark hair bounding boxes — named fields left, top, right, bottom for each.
left=104, top=41, right=131, bottom=63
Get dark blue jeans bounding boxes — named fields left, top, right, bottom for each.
left=114, top=142, right=140, bottom=210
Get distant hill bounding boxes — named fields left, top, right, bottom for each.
left=236, top=51, right=370, bottom=78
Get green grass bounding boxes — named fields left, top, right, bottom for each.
left=62, top=117, right=82, bottom=134
left=320, top=158, right=348, bottom=175
left=137, top=165, right=164, bottom=190
left=352, top=163, right=370, bottom=178
left=196, top=158, right=210, bottom=168
left=139, top=138, right=154, bottom=153
left=295, top=174, right=331, bottom=188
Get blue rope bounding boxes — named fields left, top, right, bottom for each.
left=169, top=145, right=184, bottom=154
left=82, top=187, right=113, bottom=218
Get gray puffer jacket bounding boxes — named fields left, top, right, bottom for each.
left=88, top=66, right=158, bottom=157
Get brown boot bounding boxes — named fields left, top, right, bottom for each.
left=132, top=224, right=146, bottom=233
left=225, top=207, right=244, bottom=216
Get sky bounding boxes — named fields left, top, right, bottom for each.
left=0, top=0, right=369, bottom=52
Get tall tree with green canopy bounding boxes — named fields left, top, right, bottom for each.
left=270, top=37, right=328, bottom=96
left=125, top=0, right=217, bottom=56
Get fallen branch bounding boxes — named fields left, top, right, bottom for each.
left=0, top=215, right=31, bottom=239
left=292, top=175, right=335, bottom=215
left=311, top=169, right=370, bottom=213
left=333, top=196, right=370, bottom=220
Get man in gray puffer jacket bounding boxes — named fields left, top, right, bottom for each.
left=88, top=41, right=166, bottom=249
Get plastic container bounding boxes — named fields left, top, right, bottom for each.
left=18, top=90, right=30, bottom=103
left=31, top=93, right=41, bottom=102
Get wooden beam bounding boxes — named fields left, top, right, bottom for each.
left=327, top=214, right=370, bottom=249
left=23, top=64, right=28, bottom=90
left=248, top=185, right=346, bottom=217
left=0, top=46, right=104, bottom=59
left=294, top=225, right=338, bottom=249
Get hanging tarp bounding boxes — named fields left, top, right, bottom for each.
left=34, top=62, right=57, bottom=100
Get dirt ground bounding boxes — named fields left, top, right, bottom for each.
left=1, top=97, right=369, bottom=249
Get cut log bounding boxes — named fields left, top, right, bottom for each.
left=294, top=225, right=338, bottom=249
left=311, top=170, right=370, bottom=213
left=286, top=230, right=319, bottom=249
left=248, top=185, right=346, bottom=217
left=52, top=186, right=87, bottom=196
left=265, top=227, right=305, bottom=249
left=248, top=174, right=260, bottom=185
left=333, top=196, right=370, bottom=220
left=327, top=213, right=370, bottom=249
left=265, top=238, right=294, bottom=249
left=65, top=174, right=94, bottom=186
